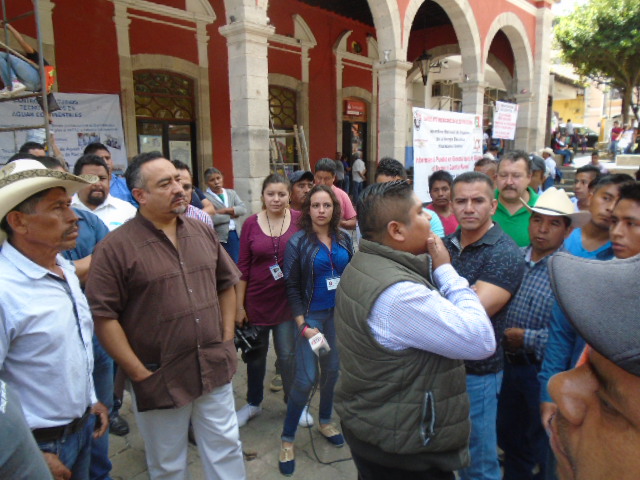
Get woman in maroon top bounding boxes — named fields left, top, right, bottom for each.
left=235, top=173, right=300, bottom=427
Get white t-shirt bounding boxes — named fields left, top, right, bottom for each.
left=352, top=159, right=366, bottom=183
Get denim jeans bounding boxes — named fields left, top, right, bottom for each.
left=37, top=415, right=95, bottom=480
left=222, top=230, right=240, bottom=264
left=553, top=149, right=572, bottom=165
left=0, top=52, right=41, bottom=91
left=91, top=335, right=113, bottom=480
left=246, top=320, right=296, bottom=406
left=352, top=181, right=364, bottom=202
left=281, top=308, right=340, bottom=442
left=458, top=371, right=503, bottom=480
left=498, top=361, right=548, bottom=480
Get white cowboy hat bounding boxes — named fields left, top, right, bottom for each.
left=0, top=159, right=97, bottom=242
left=540, top=147, right=555, bottom=156
left=520, top=187, right=591, bottom=228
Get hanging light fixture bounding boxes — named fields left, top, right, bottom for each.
left=416, top=50, right=432, bottom=86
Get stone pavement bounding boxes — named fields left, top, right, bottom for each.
left=108, top=344, right=357, bottom=479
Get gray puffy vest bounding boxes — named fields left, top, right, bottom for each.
left=335, top=239, right=470, bottom=471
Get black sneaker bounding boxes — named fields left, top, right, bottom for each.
left=109, top=411, right=130, bottom=436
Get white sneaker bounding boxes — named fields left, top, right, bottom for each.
left=0, top=87, right=11, bottom=98
left=9, top=81, right=26, bottom=97
left=298, top=405, right=314, bottom=428
left=236, top=404, right=262, bottom=428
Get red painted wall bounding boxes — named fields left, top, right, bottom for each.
left=129, top=16, right=198, bottom=64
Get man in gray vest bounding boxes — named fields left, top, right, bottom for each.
left=335, top=180, right=496, bottom=480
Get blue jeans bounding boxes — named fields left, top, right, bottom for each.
left=0, top=52, right=41, bottom=91
left=281, top=309, right=340, bottom=442
left=458, top=371, right=503, bottom=480
left=553, top=149, right=572, bottom=165
left=223, top=230, right=240, bottom=263
left=352, top=181, right=364, bottom=202
left=498, top=361, right=548, bottom=480
left=246, top=320, right=296, bottom=406
left=37, top=415, right=95, bottom=480
left=91, top=335, right=113, bottom=480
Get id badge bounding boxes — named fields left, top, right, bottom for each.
left=326, top=276, right=340, bottom=290
left=269, top=263, right=284, bottom=281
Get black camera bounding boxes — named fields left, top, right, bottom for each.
left=234, top=324, right=262, bottom=363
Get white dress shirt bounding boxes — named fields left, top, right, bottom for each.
left=368, top=264, right=496, bottom=359
left=0, top=242, right=96, bottom=429
left=72, top=193, right=137, bottom=231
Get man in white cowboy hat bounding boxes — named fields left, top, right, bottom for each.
left=0, top=159, right=109, bottom=480
left=546, top=252, right=640, bottom=480
left=497, top=187, right=590, bottom=480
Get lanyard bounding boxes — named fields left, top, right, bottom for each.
left=320, top=240, right=336, bottom=276
left=265, top=210, right=287, bottom=263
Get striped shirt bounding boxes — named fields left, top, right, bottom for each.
left=504, top=247, right=557, bottom=362
left=186, top=204, right=214, bottom=229
left=368, top=264, right=496, bottom=360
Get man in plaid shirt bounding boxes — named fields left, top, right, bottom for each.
left=497, top=187, right=590, bottom=480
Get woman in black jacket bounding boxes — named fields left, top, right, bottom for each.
left=279, top=185, right=353, bottom=476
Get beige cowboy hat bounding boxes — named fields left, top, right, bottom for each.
left=540, top=147, right=555, bottom=156
left=0, top=159, right=98, bottom=242
left=520, top=187, right=591, bottom=228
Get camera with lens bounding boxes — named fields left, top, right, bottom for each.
left=234, top=324, right=262, bottom=363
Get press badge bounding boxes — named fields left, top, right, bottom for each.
left=270, top=263, right=284, bottom=281
left=326, top=276, right=340, bottom=290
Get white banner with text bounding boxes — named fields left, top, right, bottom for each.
left=492, top=101, right=518, bottom=140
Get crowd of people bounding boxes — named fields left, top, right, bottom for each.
left=0, top=140, right=639, bottom=480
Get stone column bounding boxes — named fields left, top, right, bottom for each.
left=219, top=20, right=275, bottom=215
left=195, top=20, right=213, bottom=178
left=528, top=5, right=554, bottom=151
left=460, top=80, right=487, bottom=116
left=375, top=59, right=412, bottom=163
left=113, top=4, right=137, bottom=158
left=514, top=91, right=535, bottom=151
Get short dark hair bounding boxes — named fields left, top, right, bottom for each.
left=575, top=165, right=601, bottom=181
left=375, top=157, right=406, bottom=181
left=83, top=142, right=110, bottom=155
left=125, top=151, right=166, bottom=191
left=591, top=151, right=600, bottom=157
left=7, top=152, right=39, bottom=163
left=73, top=154, right=109, bottom=176
left=18, top=141, right=45, bottom=154
left=592, top=174, right=635, bottom=194
left=37, top=156, right=65, bottom=170
left=617, top=182, right=640, bottom=205
left=315, top=158, right=336, bottom=176
left=172, top=160, right=191, bottom=175
left=451, top=171, right=494, bottom=197
left=428, top=170, right=453, bottom=191
left=204, top=167, right=222, bottom=182
left=499, top=150, right=532, bottom=174
left=299, top=185, right=342, bottom=236
left=474, top=157, right=497, bottom=169
left=357, top=180, right=414, bottom=242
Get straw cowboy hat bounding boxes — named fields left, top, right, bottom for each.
left=520, top=186, right=591, bottom=228
left=540, top=147, right=555, bottom=156
left=0, top=159, right=97, bottom=242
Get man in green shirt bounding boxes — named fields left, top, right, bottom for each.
left=493, top=151, right=539, bottom=247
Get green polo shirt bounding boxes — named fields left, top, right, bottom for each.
left=493, top=187, right=539, bottom=247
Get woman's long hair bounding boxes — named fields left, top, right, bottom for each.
left=298, top=184, right=342, bottom=237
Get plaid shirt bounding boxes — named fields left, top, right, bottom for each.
left=186, top=204, right=214, bottom=229
left=504, top=246, right=558, bottom=362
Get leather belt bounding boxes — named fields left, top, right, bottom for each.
left=32, top=407, right=92, bottom=443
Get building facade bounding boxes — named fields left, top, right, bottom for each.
left=8, top=0, right=555, bottom=211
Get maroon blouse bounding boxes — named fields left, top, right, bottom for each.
left=238, top=209, right=301, bottom=326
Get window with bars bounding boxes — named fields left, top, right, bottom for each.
left=134, top=70, right=195, bottom=120
left=269, top=86, right=296, bottom=129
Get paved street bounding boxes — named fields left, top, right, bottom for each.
left=108, top=344, right=357, bottom=479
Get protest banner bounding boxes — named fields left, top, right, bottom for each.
left=412, top=107, right=483, bottom=202
left=492, top=101, right=518, bottom=140
left=0, top=93, right=127, bottom=170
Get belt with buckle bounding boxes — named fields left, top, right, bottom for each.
left=32, top=407, right=92, bottom=443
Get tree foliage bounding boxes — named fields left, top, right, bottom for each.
left=555, top=0, right=640, bottom=122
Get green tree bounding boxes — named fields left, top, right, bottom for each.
left=555, top=0, right=640, bottom=124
